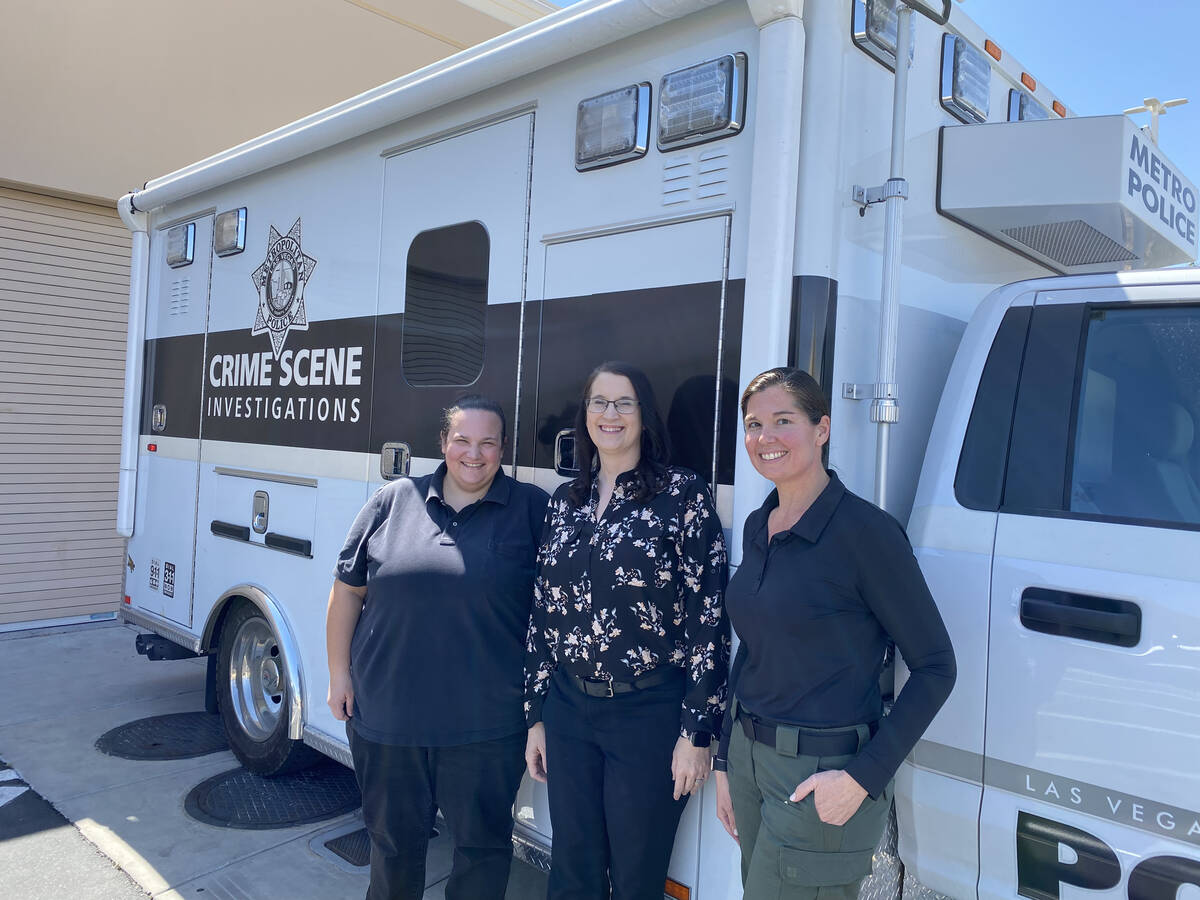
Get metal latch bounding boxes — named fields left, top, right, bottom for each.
left=252, top=490, right=269, bottom=534
left=554, top=429, right=580, bottom=477
left=380, top=442, right=411, bottom=481
left=151, top=404, right=167, bottom=432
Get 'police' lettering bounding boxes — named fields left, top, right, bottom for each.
left=1128, top=856, right=1200, bottom=900
left=1016, top=812, right=1121, bottom=900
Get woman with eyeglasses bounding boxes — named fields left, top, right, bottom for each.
left=523, top=361, right=730, bottom=900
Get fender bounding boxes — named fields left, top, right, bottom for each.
left=202, top=584, right=306, bottom=740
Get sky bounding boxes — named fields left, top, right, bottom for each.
left=551, top=0, right=1200, bottom=201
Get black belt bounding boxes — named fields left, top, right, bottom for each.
left=566, top=666, right=681, bottom=699
left=737, top=709, right=877, bottom=756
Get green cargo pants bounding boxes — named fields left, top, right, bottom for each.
left=725, top=714, right=892, bottom=899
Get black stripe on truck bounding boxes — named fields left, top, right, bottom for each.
left=135, top=278, right=777, bottom=489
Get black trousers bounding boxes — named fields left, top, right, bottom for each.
left=543, top=670, right=688, bottom=900
left=347, top=726, right=526, bottom=900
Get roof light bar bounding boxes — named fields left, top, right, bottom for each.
left=940, top=34, right=991, bottom=124
left=657, top=53, right=747, bottom=152
left=575, top=83, right=651, bottom=171
left=165, top=222, right=195, bottom=268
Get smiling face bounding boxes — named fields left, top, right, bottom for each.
left=585, top=371, right=643, bottom=465
left=440, top=408, right=504, bottom=497
left=742, top=385, right=829, bottom=488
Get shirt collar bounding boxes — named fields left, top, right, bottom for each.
left=754, top=469, right=846, bottom=544
left=427, top=462, right=512, bottom=508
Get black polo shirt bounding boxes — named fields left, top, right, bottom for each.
left=716, top=471, right=956, bottom=798
left=335, top=465, right=548, bottom=746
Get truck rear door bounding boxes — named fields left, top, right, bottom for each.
left=979, top=284, right=1200, bottom=898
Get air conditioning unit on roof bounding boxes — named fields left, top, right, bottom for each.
left=937, top=115, right=1199, bottom=273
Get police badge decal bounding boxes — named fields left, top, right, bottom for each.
left=251, top=219, right=315, bottom=357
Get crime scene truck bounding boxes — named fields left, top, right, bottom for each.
left=113, top=0, right=1200, bottom=897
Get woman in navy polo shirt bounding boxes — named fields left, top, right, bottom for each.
left=712, top=367, right=956, bottom=898
left=326, top=394, right=548, bottom=900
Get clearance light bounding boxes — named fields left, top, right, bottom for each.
left=1053, top=100, right=1067, bottom=117
left=984, top=39, right=1002, bottom=61
left=575, top=83, right=650, bottom=171
left=1009, top=89, right=1050, bottom=122
left=165, top=222, right=195, bottom=268
left=214, top=207, right=247, bottom=257
left=658, top=54, right=747, bottom=151
left=664, top=879, right=690, bottom=900
left=940, top=34, right=991, bottom=124
left=1021, top=72, right=1037, bottom=92
left=124, top=595, right=131, bottom=604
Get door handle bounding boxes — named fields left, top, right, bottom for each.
left=380, top=442, right=411, bottom=480
left=1019, top=588, right=1140, bottom=647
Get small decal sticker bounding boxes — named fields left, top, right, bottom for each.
left=126, top=555, right=135, bottom=573
left=163, top=562, right=176, bottom=599
left=149, top=558, right=161, bottom=592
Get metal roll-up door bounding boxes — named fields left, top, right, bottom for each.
left=0, top=185, right=130, bottom=629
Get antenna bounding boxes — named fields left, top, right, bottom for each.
left=1123, top=97, right=1188, bottom=143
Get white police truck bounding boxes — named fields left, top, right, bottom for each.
left=114, top=0, right=1200, bottom=896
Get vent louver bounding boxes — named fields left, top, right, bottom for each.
left=1001, top=220, right=1137, bottom=267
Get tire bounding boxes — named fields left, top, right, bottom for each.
left=216, top=601, right=319, bottom=776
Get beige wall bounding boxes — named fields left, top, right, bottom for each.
left=0, top=0, right=554, bottom=202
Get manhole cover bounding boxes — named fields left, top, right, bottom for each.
left=185, top=759, right=361, bottom=829
left=324, top=824, right=439, bottom=867
left=95, top=712, right=229, bottom=761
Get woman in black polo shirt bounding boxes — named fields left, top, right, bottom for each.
left=712, top=367, right=956, bottom=898
left=523, top=361, right=729, bottom=900
left=326, top=395, right=548, bottom=900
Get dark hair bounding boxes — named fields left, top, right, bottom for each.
left=569, top=361, right=671, bottom=506
left=439, top=394, right=507, bottom=445
left=740, top=367, right=830, bottom=463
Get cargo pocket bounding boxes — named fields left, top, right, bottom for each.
left=779, top=847, right=874, bottom=887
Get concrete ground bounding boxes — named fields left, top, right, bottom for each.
left=0, top=621, right=547, bottom=900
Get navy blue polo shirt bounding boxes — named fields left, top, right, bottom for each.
left=335, top=465, right=548, bottom=746
left=716, top=471, right=956, bottom=798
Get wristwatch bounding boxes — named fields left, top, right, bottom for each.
left=686, top=730, right=712, bottom=748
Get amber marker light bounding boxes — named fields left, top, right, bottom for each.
left=664, top=879, right=691, bottom=900
left=1053, top=100, right=1066, bottom=117
left=984, top=39, right=1002, bottom=61
left=1021, top=72, right=1037, bottom=92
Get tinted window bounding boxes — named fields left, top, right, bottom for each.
left=1002, top=304, right=1086, bottom=513
left=1068, top=305, right=1200, bottom=528
left=956, top=306, right=1031, bottom=511
left=402, top=222, right=489, bottom=387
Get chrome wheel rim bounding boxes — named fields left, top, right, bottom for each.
left=229, top=616, right=283, bottom=742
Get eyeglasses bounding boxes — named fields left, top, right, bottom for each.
left=586, top=397, right=639, bottom=415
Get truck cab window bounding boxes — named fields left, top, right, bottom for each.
left=1069, top=305, right=1200, bottom=528
left=402, top=221, right=489, bottom=386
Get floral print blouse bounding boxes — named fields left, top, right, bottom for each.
left=524, top=467, right=730, bottom=738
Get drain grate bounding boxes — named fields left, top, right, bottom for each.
left=95, top=712, right=228, bottom=761
left=324, top=824, right=440, bottom=867
left=325, top=827, right=371, bottom=866
left=185, top=758, right=360, bottom=829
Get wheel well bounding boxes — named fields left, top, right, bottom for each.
left=201, top=587, right=306, bottom=741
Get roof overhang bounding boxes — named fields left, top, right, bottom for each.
left=938, top=115, right=1199, bottom=273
